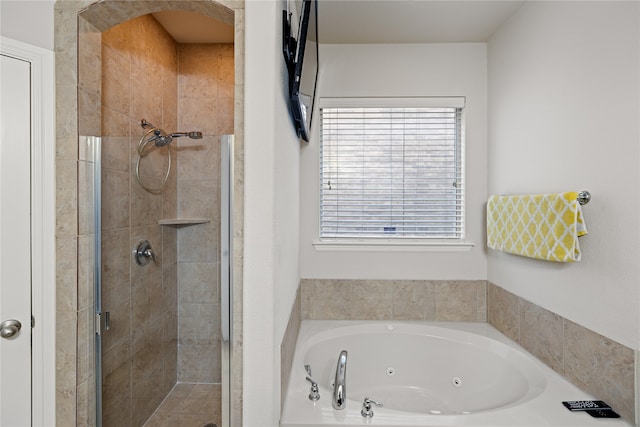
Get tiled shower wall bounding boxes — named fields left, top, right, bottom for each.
left=55, top=1, right=245, bottom=425
left=176, top=43, right=234, bottom=383
left=100, top=15, right=179, bottom=426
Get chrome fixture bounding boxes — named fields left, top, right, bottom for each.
left=332, top=350, right=348, bottom=410
left=577, top=190, right=591, bottom=206
left=133, top=240, right=157, bottom=266
left=361, top=397, right=383, bottom=418
left=0, top=319, right=22, bottom=339
left=304, top=364, right=320, bottom=401
left=135, top=119, right=204, bottom=193
left=140, top=119, right=202, bottom=149
left=305, top=376, right=320, bottom=401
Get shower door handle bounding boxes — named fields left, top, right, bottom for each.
left=220, top=135, right=234, bottom=343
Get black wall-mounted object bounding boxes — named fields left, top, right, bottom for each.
left=282, top=0, right=319, bottom=142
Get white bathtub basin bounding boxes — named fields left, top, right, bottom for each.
left=281, top=321, right=631, bottom=427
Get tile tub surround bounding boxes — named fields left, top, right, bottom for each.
left=488, top=282, right=636, bottom=424
left=300, top=279, right=487, bottom=321
left=281, top=287, right=302, bottom=412
left=285, top=280, right=636, bottom=424
left=281, top=280, right=486, bottom=414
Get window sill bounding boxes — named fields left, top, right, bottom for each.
left=312, top=240, right=475, bottom=253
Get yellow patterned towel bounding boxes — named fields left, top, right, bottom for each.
left=487, top=192, right=588, bottom=262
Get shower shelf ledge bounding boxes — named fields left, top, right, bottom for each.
left=158, top=218, right=210, bottom=226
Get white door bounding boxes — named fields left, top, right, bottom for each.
left=0, top=53, right=33, bottom=426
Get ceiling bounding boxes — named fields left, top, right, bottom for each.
left=152, top=10, right=233, bottom=44
left=153, top=1, right=524, bottom=45
left=317, top=0, right=525, bottom=44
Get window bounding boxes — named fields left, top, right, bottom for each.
left=319, top=98, right=465, bottom=242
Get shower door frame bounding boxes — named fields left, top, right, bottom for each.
left=220, top=135, right=234, bottom=427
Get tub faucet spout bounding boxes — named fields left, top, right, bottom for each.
left=332, top=350, right=348, bottom=410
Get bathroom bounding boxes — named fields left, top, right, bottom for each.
left=0, top=0, right=638, bottom=426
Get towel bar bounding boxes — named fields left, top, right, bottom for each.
left=577, top=191, right=591, bottom=206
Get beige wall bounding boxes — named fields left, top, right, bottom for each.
left=176, top=43, right=234, bottom=382
left=100, top=15, right=179, bottom=426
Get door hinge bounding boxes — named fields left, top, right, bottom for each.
left=31, top=315, right=35, bottom=328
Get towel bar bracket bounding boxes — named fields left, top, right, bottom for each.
left=577, top=191, right=591, bottom=206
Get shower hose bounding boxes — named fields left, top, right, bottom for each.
left=135, top=127, right=172, bottom=193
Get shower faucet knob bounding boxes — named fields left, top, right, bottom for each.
left=134, top=240, right=157, bottom=266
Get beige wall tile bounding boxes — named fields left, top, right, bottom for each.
left=56, top=237, right=78, bottom=313
left=56, top=309, right=77, bottom=389
left=487, top=282, right=519, bottom=342
left=102, top=45, right=130, bottom=115
left=77, top=235, right=93, bottom=311
left=78, top=17, right=101, bottom=94
left=130, top=178, right=164, bottom=226
left=178, top=51, right=219, bottom=98
left=76, top=375, right=95, bottom=427
left=301, top=279, right=485, bottom=322
left=488, top=282, right=636, bottom=424
left=56, top=84, right=78, bottom=140
left=56, top=387, right=77, bottom=426
left=101, top=228, right=130, bottom=291
left=178, top=179, right=219, bottom=218
left=178, top=262, right=217, bottom=304
left=280, top=287, right=301, bottom=411
left=178, top=343, right=220, bottom=383
left=55, top=11, right=79, bottom=85
left=351, top=280, right=393, bottom=320
left=178, top=97, right=217, bottom=136
left=518, top=299, right=563, bottom=373
left=177, top=137, right=220, bottom=181
left=564, top=320, right=635, bottom=423
left=76, top=307, right=92, bottom=386
left=101, top=137, right=129, bottom=172
left=101, top=284, right=131, bottom=355
left=301, top=279, right=353, bottom=320
left=102, top=106, right=130, bottom=138
left=77, top=160, right=95, bottom=236
left=56, top=159, right=78, bottom=236
left=162, top=226, right=178, bottom=267
left=434, top=280, right=480, bottom=321
left=178, top=225, right=217, bottom=263
left=78, top=86, right=101, bottom=137
left=178, top=303, right=220, bottom=345
left=392, top=280, right=428, bottom=320
left=101, top=168, right=130, bottom=230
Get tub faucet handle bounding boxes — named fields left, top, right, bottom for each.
left=361, top=397, right=383, bottom=418
left=305, top=376, right=320, bottom=401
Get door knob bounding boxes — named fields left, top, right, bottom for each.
left=0, top=319, right=22, bottom=339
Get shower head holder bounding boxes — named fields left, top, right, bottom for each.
left=135, top=119, right=204, bottom=194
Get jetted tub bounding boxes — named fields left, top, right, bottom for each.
left=281, top=321, right=630, bottom=427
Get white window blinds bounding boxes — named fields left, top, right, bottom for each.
left=320, top=102, right=464, bottom=239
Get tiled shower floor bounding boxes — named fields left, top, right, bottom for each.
left=143, top=383, right=221, bottom=427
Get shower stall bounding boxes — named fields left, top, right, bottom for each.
left=78, top=10, right=236, bottom=427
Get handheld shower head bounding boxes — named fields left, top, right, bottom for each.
left=169, top=131, right=203, bottom=140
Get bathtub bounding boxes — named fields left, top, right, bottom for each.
left=281, top=321, right=630, bottom=427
